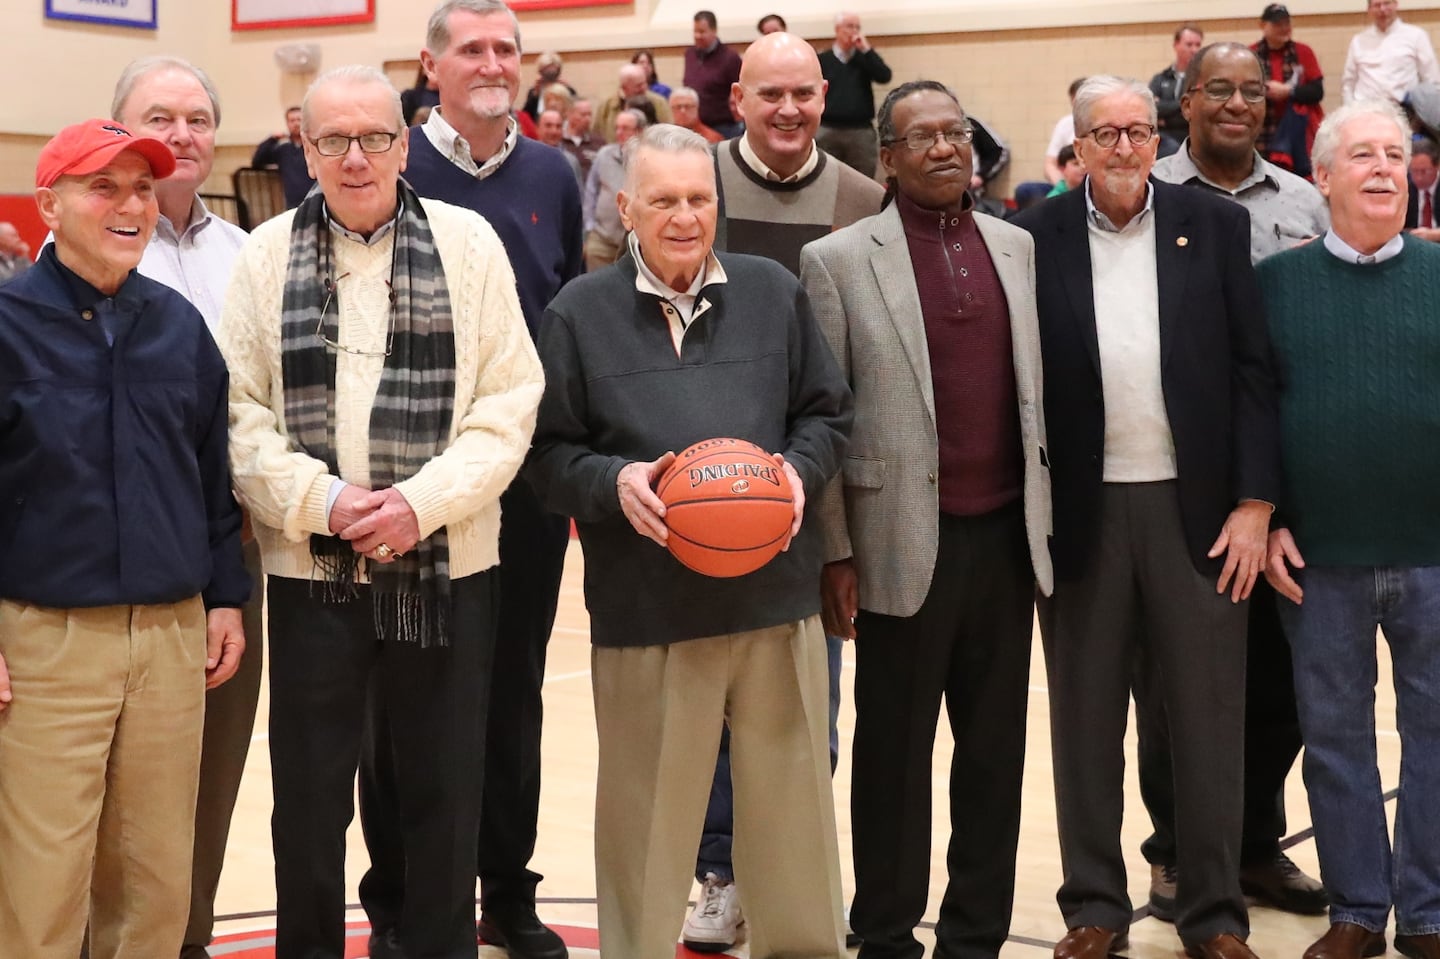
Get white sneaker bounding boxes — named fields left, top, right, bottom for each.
left=682, top=872, right=743, bottom=952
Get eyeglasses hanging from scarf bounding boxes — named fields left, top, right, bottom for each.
left=313, top=221, right=399, bottom=357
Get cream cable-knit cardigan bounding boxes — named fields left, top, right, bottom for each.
left=218, top=197, right=544, bottom=582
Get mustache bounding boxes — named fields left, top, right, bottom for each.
left=1364, top=178, right=1400, bottom=193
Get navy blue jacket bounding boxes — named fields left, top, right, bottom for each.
left=0, top=247, right=249, bottom=610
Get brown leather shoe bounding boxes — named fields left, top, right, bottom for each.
left=1304, top=922, right=1387, bottom=959
left=1184, top=932, right=1261, bottom=959
left=1240, top=851, right=1329, bottom=915
left=1055, top=926, right=1129, bottom=959
left=1396, top=933, right=1440, bottom=959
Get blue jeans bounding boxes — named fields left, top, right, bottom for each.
left=1278, top=564, right=1440, bottom=935
left=696, top=634, right=842, bottom=880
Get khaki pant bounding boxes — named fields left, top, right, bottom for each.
left=0, top=598, right=206, bottom=959
left=584, top=231, right=623, bottom=272
left=592, top=615, right=845, bottom=959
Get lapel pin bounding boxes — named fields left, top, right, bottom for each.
left=1176, top=236, right=1189, bottom=247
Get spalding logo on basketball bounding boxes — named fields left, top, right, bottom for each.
left=656, top=437, right=795, bottom=578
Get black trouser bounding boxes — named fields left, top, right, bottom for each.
left=850, top=504, right=1035, bottom=959
left=476, top=478, right=570, bottom=912
left=1134, top=577, right=1302, bottom=868
left=1039, top=483, right=1248, bottom=948
left=269, top=573, right=496, bottom=959
left=182, top=539, right=266, bottom=959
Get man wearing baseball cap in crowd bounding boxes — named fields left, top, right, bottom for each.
left=0, top=118, right=250, bottom=959
left=1252, top=4, right=1327, bottom=176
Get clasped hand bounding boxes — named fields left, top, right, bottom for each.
left=328, top=484, right=421, bottom=563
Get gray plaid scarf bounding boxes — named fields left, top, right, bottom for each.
left=280, top=180, right=455, bottom=646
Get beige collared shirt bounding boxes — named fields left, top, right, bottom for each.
left=737, top=133, right=820, bottom=183
left=627, top=232, right=728, bottom=355
left=421, top=108, right=518, bottom=180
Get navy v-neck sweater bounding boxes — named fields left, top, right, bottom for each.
left=406, top=131, right=584, bottom=335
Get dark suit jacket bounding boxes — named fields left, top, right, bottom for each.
left=1012, top=179, right=1280, bottom=582
left=1404, top=176, right=1436, bottom=229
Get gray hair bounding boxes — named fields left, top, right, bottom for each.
left=112, top=55, right=223, bottom=127
left=426, top=0, right=521, bottom=55
left=669, top=86, right=700, bottom=104
left=623, top=122, right=711, bottom=191
left=1072, top=75, right=1157, bottom=135
left=1311, top=99, right=1411, bottom=172
left=302, top=65, right=403, bottom=134
left=616, top=108, right=650, bottom=131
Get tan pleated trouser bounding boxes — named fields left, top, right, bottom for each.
left=0, top=597, right=207, bottom=959
left=591, top=614, right=846, bottom=959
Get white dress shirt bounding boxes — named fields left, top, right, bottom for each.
left=1343, top=18, right=1440, bottom=104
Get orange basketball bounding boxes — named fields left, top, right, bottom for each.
left=656, top=437, right=795, bottom=578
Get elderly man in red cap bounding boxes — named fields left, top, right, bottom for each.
left=0, top=119, right=250, bottom=959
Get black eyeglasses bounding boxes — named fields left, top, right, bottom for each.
left=1190, top=81, right=1267, bottom=104
left=315, top=273, right=396, bottom=357
left=309, top=132, right=400, bottom=157
left=885, top=125, right=975, bottom=152
left=1084, top=124, right=1157, bottom=149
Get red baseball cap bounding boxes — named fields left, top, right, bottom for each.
left=35, top=118, right=177, bottom=189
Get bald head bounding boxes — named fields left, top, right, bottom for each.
left=740, top=31, right=822, bottom=88
left=736, top=33, right=828, bottom=180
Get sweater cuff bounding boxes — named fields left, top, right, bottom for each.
left=298, top=473, right=336, bottom=537
left=394, top=475, right=448, bottom=541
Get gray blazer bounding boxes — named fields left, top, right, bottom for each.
left=799, top=203, right=1054, bottom=616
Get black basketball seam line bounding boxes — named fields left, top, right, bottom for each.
left=666, top=496, right=793, bottom=506
left=668, top=527, right=790, bottom=552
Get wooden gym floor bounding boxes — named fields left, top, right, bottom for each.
left=207, top=540, right=1401, bottom=958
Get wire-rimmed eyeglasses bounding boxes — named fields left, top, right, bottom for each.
left=309, top=132, right=400, bottom=157
left=884, top=124, right=975, bottom=152
left=315, top=272, right=396, bottom=357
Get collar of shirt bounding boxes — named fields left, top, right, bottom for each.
left=628, top=231, right=727, bottom=324
left=1322, top=228, right=1404, bottom=264
left=152, top=195, right=216, bottom=245
left=832, top=42, right=854, bottom=63
left=1085, top=177, right=1155, bottom=233
left=696, top=39, right=721, bottom=58
left=1168, top=141, right=1277, bottom=196
left=42, top=244, right=120, bottom=312
left=737, top=133, right=819, bottom=183
left=422, top=107, right=518, bottom=179
left=324, top=196, right=401, bottom=247
left=896, top=188, right=974, bottom=237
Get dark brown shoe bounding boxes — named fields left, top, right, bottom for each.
left=1055, top=926, right=1129, bottom=959
left=1185, top=933, right=1261, bottom=959
left=1304, top=922, right=1387, bottom=959
left=1240, top=851, right=1329, bottom=915
left=1396, top=933, right=1440, bottom=959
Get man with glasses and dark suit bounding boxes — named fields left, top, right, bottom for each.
left=219, top=65, right=543, bottom=959
left=1013, top=74, right=1281, bottom=959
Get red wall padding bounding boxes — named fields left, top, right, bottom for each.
left=0, top=194, right=45, bottom=261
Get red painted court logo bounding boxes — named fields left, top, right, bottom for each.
left=206, top=920, right=742, bottom=957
